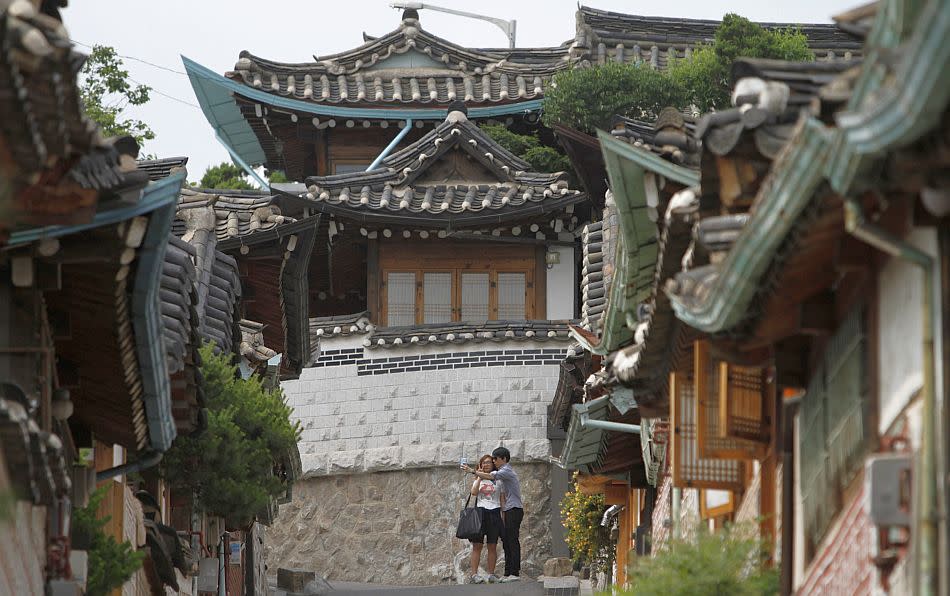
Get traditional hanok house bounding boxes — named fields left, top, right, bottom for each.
left=0, top=2, right=194, bottom=593
left=555, top=0, right=949, bottom=594
left=658, top=0, right=949, bottom=592
left=548, top=110, right=701, bottom=585
left=570, top=5, right=864, bottom=67
left=159, top=179, right=307, bottom=595
left=183, top=7, right=589, bottom=584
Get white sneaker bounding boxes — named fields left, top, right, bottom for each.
left=499, top=575, right=520, bottom=583
left=470, top=575, right=485, bottom=584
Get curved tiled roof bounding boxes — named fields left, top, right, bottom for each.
left=575, top=6, right=864, bottom=68
left=174, top=188, right=297, bottom=242
left=580, top=220, right=606, bottom=332
left=310, top=311, right=374, bottom=339
left=138, top=157, right=189, bottom=182
left=364, top=320, right=575, bottom=348
left=295, top=113, right=583, bottom=223
left=227, top=15, right=572, bottom=106
left=610, top=111, right=699, bottom=168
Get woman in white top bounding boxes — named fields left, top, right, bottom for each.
left=467, top=454, right=505, bottom=584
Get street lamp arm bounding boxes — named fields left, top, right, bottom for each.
left=390, top=2, right=516, bottom=48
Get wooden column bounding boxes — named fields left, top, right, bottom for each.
left=366, top=239, right=379, bottom=323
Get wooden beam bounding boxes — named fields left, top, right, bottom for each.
left=799, top=291, right=837, bottom=336
left=534, top=245, right=547, bottom=320
left=366, top=238, right=379, bottom=323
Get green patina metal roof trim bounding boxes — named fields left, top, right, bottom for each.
left=183, top=56, right=544, bottom=167
left=132, top=172, right=187, bottom=452
left=826, top=0, right=950, bottom=194
left=669, top=118, right=831, bottom=331
left=559, top=396, right=611, bottom=472
left=559, top=389, right=641, bottom=472
left=571, top=131, right=698, bottom=355
left=7, top=173, right=187, bottom=246
left=669, top=0, right=950, bottom=334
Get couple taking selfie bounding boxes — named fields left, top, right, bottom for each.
left=460, top=447, right=523, bottom=584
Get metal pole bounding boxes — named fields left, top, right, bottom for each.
left=844, top=199, right=938, bottom=595
left=366, top=119, right=413, bottom=171
left=580, top=416, right=641, bottom=434
left=671, top=488, right=682, bottom=540
left=218, top=532, right=227, bottom=596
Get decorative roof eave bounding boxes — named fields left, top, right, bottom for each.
left=364, top=320, right=574, bottom=348
left=572, top=131, right=698, bottom=355
left=668, top=0, right=950, bottom=334
left=275, top=188, right=586, bottom=228
left=558, top=396, right=611, bottom=472
left=557, top=390, right=639, bottom=472
left=184, top=56, right=543, bottom=167
left=826, top=0, right=950, bottom=194
left=7, top=171, right=188, bottom=246
left=133, top=174, right=188, bottom=452
left=280, top=224, right=318, bottom=375
left=241, top=22, right=570, bottom=78
left=308, top=117, right=535, bottom=189
left=668, top=117, right=831, bottom=333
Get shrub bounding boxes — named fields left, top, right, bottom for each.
left=622, top=524, right=778, bottom=596
left=560, top=483, right=613, bottom=573
left=162, top=344, right=301, bottom=525
left=480, top=125, right=573, bottom=176
left=72, top=486, right=145, bottom=596
left=542, top=62, right=686, bottom=133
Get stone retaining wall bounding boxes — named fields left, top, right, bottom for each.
left=265, top=463, right=553, bottom=585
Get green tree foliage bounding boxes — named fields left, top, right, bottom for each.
left=268, top=170, right=290, bottom=184
left=542, top=62, right=686, bottom=133
left=79, top=45, right=155, bottom=147
left=480, top=125, right=573, bottom=175
left=670, top=14, right=812, bottom=112
left=560, top=483, right=613, bottom=573
left=623, top=525, right=778, bottom=596
left=198, top=162, right=255, bottom=190
left=72, top=487, right=145, bottom=596
left=162, top=344, right=301, bottom=525
left=544, top=14, right=814, bottom=130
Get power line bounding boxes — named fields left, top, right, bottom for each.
left=128, top=76, right=200, bottom=108
left=70, top=39, right=188, bottom=76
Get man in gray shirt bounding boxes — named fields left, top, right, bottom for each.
left=464, top=447, right=522, bottom=581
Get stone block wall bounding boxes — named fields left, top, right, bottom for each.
left=274, top=335, right=565, bottom=583
left=266, top=463, right=554, bottom=585
left=283, top=335, right=565, bottom=475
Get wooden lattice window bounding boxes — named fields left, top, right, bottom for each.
left=694, top=340, right=772, bottom=461
left=799, top=307, right=867, bottom=558
left=379, top=243, right=537, bottom=326
left=670, top=371, right=745, bottom=490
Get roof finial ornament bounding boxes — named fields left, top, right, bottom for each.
left=401, top=8, right=420, bottom=24
left=445, top=99, right=468, bottom=123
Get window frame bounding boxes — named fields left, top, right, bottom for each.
left=379, top=244, right=537, bottom=326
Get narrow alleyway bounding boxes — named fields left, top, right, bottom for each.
left=328, top=581, right=546, bottom=595
left=270, top=578, right=548, bottom=596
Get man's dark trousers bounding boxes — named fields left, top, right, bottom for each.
left=502, top=507, right=524, bottom=576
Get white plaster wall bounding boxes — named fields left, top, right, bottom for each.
left=282, top=335, right=566, bottom=476
left=877, top=227, right=940, bottom=434
left=546, top=245, right=576, bottom=320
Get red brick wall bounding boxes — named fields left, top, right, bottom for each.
left=798, top=482, right=875, bottom=595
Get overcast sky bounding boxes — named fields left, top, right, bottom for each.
left=64, top=1, right=859, bottom=182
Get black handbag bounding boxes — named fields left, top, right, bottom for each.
left=455, top=491, right=483, bottom=540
